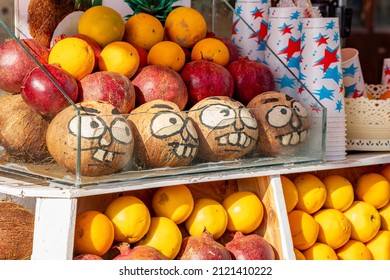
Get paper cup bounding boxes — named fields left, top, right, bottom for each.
left=381, top=58, right=390, bottom=85
left=341, top=48, right=366, bottom=98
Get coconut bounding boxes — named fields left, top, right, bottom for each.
left=0, top=94, right=50, bottom=162
left=188, top=96, right=258, bottom=162
left=46, top=100, right=134, bottom=176
left=0, top=201, right=34, bottom=260
left=247, top=91, right=310, bottom=157
left=127, top=99, right=199, bottom=169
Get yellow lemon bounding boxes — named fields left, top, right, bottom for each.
left=335, top=239, right=372, bottom=260
left=151, top=184, right=194, bottom=224
left=356, top=172, right=390, bottom=209
left=302, top=242, right=338, bottom=260
left=123, top=13, right=164, bottom=51
left=379, top=201, right=390, bottom=230
left=137, top=216, right=182, bottom=259
left=322, top=174, right=354, bottom=211
left=343, top=200, right=381, bottom=243
left=78, top=6, right=125, bottom=48
left=294, top=248, right=306, bottom=260
left=293, top=173, right=327, bottom=214
left=104, top=195, right=151, bottom=243
left=365, top=230, right=390, bottom=260
left=185, top=198, right=228, bottom=239
left=222, top=191, right=264, bottom=234
left=280, top=175, right=298, bottom=213
left=99, top=41, right=140, bottom=78
left=288, top=210, right=319, bottom=250
left=147, top=41, right=186, bottom=72
left=313, top=208, right=351, bottom=249
left=48, top=37, right=94, bottom=80
left=191, top=38, right=230, bottom=67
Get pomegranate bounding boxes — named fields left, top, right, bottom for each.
left=78, top=71, right=136, bottom=114
left=176, top=231, right=232, bottom=260
left=227, top=57, right=275, bottom=105
left=73, top=254, right=104, bottom=260
left=180, top=59, right=234, bottom=108
left=132, top=64, right=188, bottom=109
left=0, top=38, right=49, bottom=93
left=225, top=232, right=276, bottom=260
left=134, top=45, right=148, bottom=69
left=113, top=244, right=168, bottom=260
left=20, top=63, right=79, bottom=117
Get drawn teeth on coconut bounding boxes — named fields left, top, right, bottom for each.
left=291, top=132, right=300, bottom=145
left=229, top=133, right=239, bottom=145
left=301, top=130, right=308, bottom=142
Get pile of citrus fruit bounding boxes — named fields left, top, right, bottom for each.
left=282, top=165, right=390, bottom=260
left=73, top=184, right=267, bottom=260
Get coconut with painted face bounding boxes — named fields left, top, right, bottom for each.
left=247, top=91, right=310, bottom=157
left=46, top=100, right=134, bottom=177
left=127, top=99, right=199, bottom=169
left=188, top=96, right=258, bottom=162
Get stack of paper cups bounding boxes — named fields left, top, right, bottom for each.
left=265, top=7, right=303, bottom=100
left=382, top=58, right=390, bottom=85
left=341, top=48, right=366, bottom=98
left=231, top=0, right=271, bottom=63
left=299, top=17, right=346, bottom=161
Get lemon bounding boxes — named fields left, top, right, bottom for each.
left=379, top=201, right=390, bottom=230
left=365, top=230, right=390, bottom=260
left=293, top=248, right=306, bottom=260
left=336, top=239, right=372, bottom=260
left=222, top=191, right=264, bottom=234
left=137, top=216, right=182, bottom=259
left=185, top=198, right=228, bottom=239
left=302, top=242, right=338, bottom=260
left=322, top=174, right=354, bottom=211
left=280, top=175, right=298, bottom=213
left=356, top=172, right=390, bottom=209
left=151, top=184, right=194, bottom=224
left=343, top=200, right=381, bottom=243
left=104, top=195, right=151, bottom=243
left=288, top=210, right=319, bottom=250
left=293, top=173, right=327, bottom=214
left=313, top=208, right=351, bottom=249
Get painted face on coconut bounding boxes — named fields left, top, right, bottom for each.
left=127, top=100, right=199, bottom=168
left=46, top=101, right=134, bottom=177
left=188, top=96, right=258, bottom=161
left=247, top=91, right=310, bottom=157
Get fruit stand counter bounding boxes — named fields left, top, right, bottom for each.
left=1, top=151, right=390, bottom=260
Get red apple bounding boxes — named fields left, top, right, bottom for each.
left=20, top=63, right=79, bottom=117
left=227, top=57, right=275, bottom=105
left=78, top=71, right=136, bottom=114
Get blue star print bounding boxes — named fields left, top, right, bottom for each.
left=333, top=32, right=339, bottom=43
left=342, top=64, right=358, bottom=77
left=324, top=66, right=342, bottom=84
left=236, top=5, right=243, bottom=15
left=314, top=85, right=335, bottom=101
left=288, top=56, right=300, bottom=70
left=325, top=20, right=336, bottom=30
left=276, top=74, right=296, bottom=89
left=290, top=11, right=301, bottom=20
left=261, top=0, right=269, bottom=4
left=335, top=99, right=343, bottom=113
left=345, top=83, right=357, bottom=96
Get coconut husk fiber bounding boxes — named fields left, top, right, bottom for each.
left=0, top=201, right=34, bottom=260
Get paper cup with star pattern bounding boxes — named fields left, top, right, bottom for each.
left=341, top=48, right=366, bottom=98
left=265, top=7, right=303, bottom=100
left=381, top=58, right=390, bottom=85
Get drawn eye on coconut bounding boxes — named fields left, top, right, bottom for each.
left=188, top=96, right=258, bottom=162
left=247, top=91, right=310, bottom=157
left=46, top=101, right=134, bottom=177
left=127, top=100, right=199, bottom=169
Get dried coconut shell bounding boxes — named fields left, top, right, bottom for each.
left=127, top=99, right=199, bottom=169
left=0, top=94, right=50, bottom=162
left=0, top=201, right=34, bottom=260
left=247, top=91, right=310, bottom=157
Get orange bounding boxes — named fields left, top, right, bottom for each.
left=147, top=41, right=186, bottom=72
left=48, top=37, right=94, bottom=80
left=302, top=242, right=338, bottom=260
left=191, top=38, right=230, bottom=67
left=123, top=13, right=164, bottom=51
left=288, top=210, right=319, bottom=250
left=380, top=164, right=390, bottom=182
left=336, top=239, right=372, bottom=260
left=73, top=210, right=114, bottom=256
left=379, top=201, right=390, bottom=230
left=365, top=230, right=390, bottom=260
left=151, top=184, right=194, bottom=224
left=280, top=175, right=298, bottom=213
left=313, top=208, right=351, bottom=249
left=378, top=90, right=390, bottom=100
left=104, top=195, right=151, bottom=243
left=164, top=6, right=207, bottom=48
left=222, top=191, right=264, bottom=234
left=293, top=248, right=306, bottom=260
left=322, top=174, right=354, bottom=211
left=185, top=198, right=228, bottom=239
left=355, top=172, right=390, bottom=209
left=137, top=216, right=182, bottom=259
left=78, top=6, right=125, bottom=48
left=99, top=41, right=140, bottom=78
left=293, top=173, right=327, bottom=214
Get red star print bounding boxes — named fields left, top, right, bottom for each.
left=314, top=47, right=339, bottom=72
left=298, top=87, right=305, bottom=94
left=316, top=35, right=329, bottom=46
left=280, top=25, right=293, bottom=35
left=249, top=21, right=268, bottom=44
left=385, top=67, right=390, bottom=76
left=232, top=20, right=238, bottom=35
left=310, top=105, right=321, bottom=113
left=352, top=88, right=363, bottom=98
left=340, top=86, right=344, bottom=93
left=252, top=9, right=264, bottom=20
left=279, top=37, right=301, bottom=61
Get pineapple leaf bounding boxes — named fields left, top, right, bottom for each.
left=123, top=0, right=181, bottom=23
